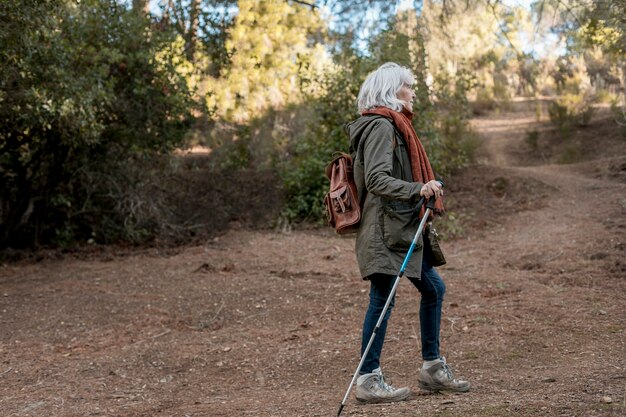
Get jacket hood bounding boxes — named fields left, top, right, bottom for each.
left=346, top=115, right=386, bottom=153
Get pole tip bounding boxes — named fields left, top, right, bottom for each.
left=336, top=403, right=345, bottom=417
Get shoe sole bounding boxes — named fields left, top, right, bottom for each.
left=356, top=391, right=411, bottom=404
left=418, top=381, right=470, bottom=393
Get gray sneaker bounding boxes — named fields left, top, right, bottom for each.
left=355, top=367, right=411, bottom=404
left=418, top=358, right=470, bottom=393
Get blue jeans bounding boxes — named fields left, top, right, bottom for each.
left=360, top=260, right=446, bottom=374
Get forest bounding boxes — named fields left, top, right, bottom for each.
left=1, top=0, right=623, bottom=250
left=1, top=2, right=625, bottom=416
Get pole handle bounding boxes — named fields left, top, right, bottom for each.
left=413, top=196, right=426, bottom=217
left=423, top=179, right=444, bottom=210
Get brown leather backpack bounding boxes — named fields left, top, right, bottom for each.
left=323, top=152, right=361, bottom=234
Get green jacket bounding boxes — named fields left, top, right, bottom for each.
left=347, top=115, right=425, bottom=279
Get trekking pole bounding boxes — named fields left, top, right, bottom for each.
left=336, top=182, right=443, bottom=417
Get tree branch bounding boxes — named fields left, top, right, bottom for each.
left=555, top=0, right=584, bottom=28
left=290, top=0, right=318, bottom=9
left=487, top=0, right=522, bottom=59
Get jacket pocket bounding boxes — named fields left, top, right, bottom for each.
left=380, top=202, right=422, bottom=251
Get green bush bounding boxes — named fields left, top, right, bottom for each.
left=548, top=93, right=595, bottom=138
left=0, top=0, right=193, bottom=248
left=279, top=62, right=367, bottom=223
left=595, top=89, right=618, bottom=104
left=525, top=130, right=540, bottom=152
left=437, top=210, right=467, bottom=240
left=432, top=69, right=480, bottom=178
left=492, top=79, right=511, bottom=103
left=557, top=143, right=583, bottom=164
left=610, top=96, right=626, bottom=136
left=471, top=88, right=497, bottom=115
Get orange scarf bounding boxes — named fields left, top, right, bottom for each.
left=362, top=106, right=445, bottom=217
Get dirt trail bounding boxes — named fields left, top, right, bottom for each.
left=1, top=102, right=625, bottom=417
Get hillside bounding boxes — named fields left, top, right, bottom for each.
left=1, top=101, right=625, bottom=416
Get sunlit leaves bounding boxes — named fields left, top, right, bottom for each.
left=206, top=0, right=329, bottom=122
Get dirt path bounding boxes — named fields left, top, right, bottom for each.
left=1, top=102, right=625, bottom=417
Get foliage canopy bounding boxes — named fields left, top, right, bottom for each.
left=0, top=0, right=623, bottom=249
left=0, top=0, right=193, bottom=247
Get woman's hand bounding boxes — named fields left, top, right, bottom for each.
left=420, top=180, right=443, bottom=199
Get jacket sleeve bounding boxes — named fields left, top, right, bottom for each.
left=362, top=121, right=423, bottom=202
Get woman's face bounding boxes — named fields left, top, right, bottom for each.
left=397, top=83, right=416, bottom=112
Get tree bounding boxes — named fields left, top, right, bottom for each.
left=532, top=0, right=624, bottom=56
left=0, top=0, right=193, bottom=247
left=206, top=0, right=327, bottom=122
left=160, top=0, right=236, bottom=65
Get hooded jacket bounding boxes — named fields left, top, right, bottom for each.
left=347, top=115, right=425, bottom=279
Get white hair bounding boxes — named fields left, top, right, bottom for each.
left=357, top=62, right=416, bottom=113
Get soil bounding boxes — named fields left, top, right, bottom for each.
left=1, top=100, right=625, bottom=417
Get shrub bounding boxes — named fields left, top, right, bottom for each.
left=525, top=130, right=540, bottom=152
left=557, top=143, right=583, bottom=164
left=0, top=0, right=193, bottom=248
left=279, top=63, right=366, bottom=223
left=432, top=69, right=480, bottom=178
left=610, top=95, right=626, bottom=136
left=471, top=88, right=497, bottom=115
left=492, top=79, right=512, bottom=104
left=548, top=92, right=595, bottom=138
left=595, top=89, right=618, bottom=104
left=437, top=210, right=467, bottom=240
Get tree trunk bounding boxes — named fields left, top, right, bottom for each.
left=185, top=0, right=200, bottom=62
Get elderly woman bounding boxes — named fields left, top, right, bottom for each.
left=347, top=62, right=470, bottom=403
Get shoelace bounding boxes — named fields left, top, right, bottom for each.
left=378, top=374, right=397, bottom=392
left=441, top=362, right=455, bottom=381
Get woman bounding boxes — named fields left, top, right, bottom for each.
left=347, top=62, right=470, bottom=403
